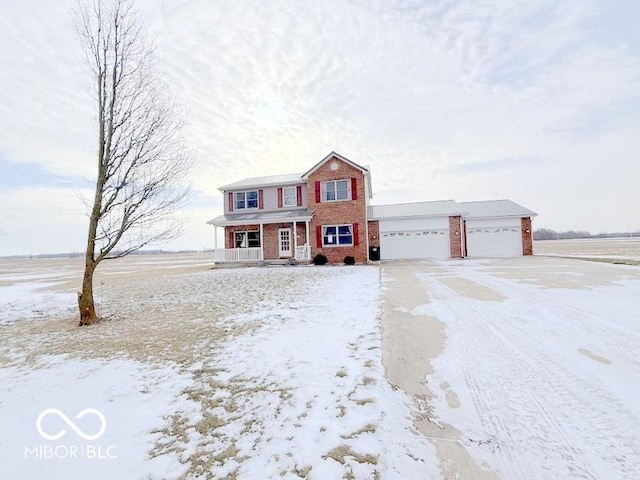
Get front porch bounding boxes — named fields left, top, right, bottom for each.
left=208, top=211, right=313, bottom=264
left=213, top=245, right=312, bottom=263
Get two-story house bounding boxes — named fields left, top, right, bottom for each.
left=207, top=151, right=537, bottom=263
left=207, top=152, right=372, bottom=264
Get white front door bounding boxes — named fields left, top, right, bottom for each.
left=278, top=228, right=292, bottom=257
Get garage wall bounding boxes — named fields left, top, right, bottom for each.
left=379, top=216, right=449, bottom=231
left=465, top=217, right=523, bottom=257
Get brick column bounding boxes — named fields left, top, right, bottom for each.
left=521, top=217, right=533, bottom=255
left=449, top=216, right=463, bottom=258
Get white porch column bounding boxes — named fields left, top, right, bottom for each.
left=305, top=220, right=310, bottom=246
left=259, top=223, right=264, bottom=260
left=293, top=221, right=298, bottom=255
left=214, top=226, right=218, bottom=252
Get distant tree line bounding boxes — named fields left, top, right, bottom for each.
left=534, top=228, right=640, bottom=240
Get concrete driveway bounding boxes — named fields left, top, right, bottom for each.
left=380, top=256, right=640, bottom=480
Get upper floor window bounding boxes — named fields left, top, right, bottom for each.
left=235, top=190, right=258, bottom=210
left=282, top=186, right=297, bottom=207
left=321, top=179, right=350, bottom=202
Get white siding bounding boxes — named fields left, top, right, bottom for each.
left=224, top=184, right=307, bottom=214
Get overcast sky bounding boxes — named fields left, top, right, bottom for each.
left=1, top=0, right=639, bottom=256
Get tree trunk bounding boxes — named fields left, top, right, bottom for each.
left=78, top=262, right=98, bottom=326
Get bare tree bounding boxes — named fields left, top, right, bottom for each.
left=77, top=0, right=191, bottom=326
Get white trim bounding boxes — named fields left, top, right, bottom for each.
left=233, top=190, right=259, bottom=210
left=320, top=179, right=351, bottom=203
left=305, top=220, right=310, bottom=247
left=301, top=151, right=369, bottom=179
left=283, top=186, right=297, bottom=207
left=293, top=221, right=298, bottom=253
left=259, top=223, right=264, bottom=259
left=278, top=228, right=293, bottom=257
left=322, top=224, right=354, bottom=247
left=208, top=214, right=313, bottom=227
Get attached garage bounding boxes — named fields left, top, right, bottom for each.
left=379, top=217, right=450, bottom=259
left=465, top=218, right=523, bottom=257
left=369, top=200, right=466, bottom=260
left=460, top=200, right=537, bottom=258
left=368, top=199, right=536, bottom=261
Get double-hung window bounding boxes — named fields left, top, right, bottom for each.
left=322, top=225, right=353, bottom=247
left=235, top=191, right=258, bottom=210
left=321, top=179, right=350, bottom=202
left=283, top=186, right=297, bottom=207
left=235, top=231, right=260, bottom=248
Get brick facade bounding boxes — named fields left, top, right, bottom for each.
left=448, top=216, right=463, bottom=258
left=213, top=153, right=536, bottom=263
left=307, top=156, right=368, bottom=263
left=521, top=217, right=533, bottom=255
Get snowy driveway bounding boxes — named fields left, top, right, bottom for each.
left=381, top=256, right=640, bottom=480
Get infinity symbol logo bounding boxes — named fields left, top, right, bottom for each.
left=36, top=409, right=107, bottom=441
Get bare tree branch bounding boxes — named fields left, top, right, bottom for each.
left=76, top=0, right=192, bottom=326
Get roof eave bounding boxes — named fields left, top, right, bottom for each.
left=207, top=213, right=314, bottom=227
left=301, top=151, right=369, bottom=179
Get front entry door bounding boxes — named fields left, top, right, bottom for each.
left=278, top=228, right=292, bottom=257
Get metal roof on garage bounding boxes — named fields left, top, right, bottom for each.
left=458, top=200, right=537, bottom=219
left=368, top=200, right=467, bottom=220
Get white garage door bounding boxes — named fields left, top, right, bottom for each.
left=465, top=218, right=522, bottom=257
left=379, top=217, right=450, bottom=259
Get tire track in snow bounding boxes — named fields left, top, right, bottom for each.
left=416, top=265, right=640, bottom=479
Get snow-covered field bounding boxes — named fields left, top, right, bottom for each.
left=1, top=253, right=639, bottom=479
left=534, top=237, right=640, bottom=262
left=0, top=254, right=434, bottom=479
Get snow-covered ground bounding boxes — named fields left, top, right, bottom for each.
left=534, top=237, right=640, bottom=262
left=383, top=256, right=640, bottom=479
left=0, top=255, right=436, bottom=479
left=1, top=253, right=639, bottom=479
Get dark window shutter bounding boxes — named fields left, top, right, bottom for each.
left=315, top=182, right=321, bottom=203
left=316, top=225, right=323, bottom=248
left=277, top=187, right=283, bottom=208
left=258, top=189, right=264, bottom=209
left=296, top=185, right=303, bottom=206
left=228, top=192, right=234, bottom=212
left=353, top=223, right=359, bottom=246
left=351, top=178, right=358, bottom=200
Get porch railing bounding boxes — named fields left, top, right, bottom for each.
left=215, top=247, right=263, bottom=262
left=295, top=245, right=311, bottom=261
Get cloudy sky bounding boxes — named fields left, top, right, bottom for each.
left=1, top=0, right=639, bottom=256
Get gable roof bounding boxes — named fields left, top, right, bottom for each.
left=301, top=151, right=369, bottom=178
left=369, top=200, right=466, bottom=220
left=219, top=172, right=304, bottom=192
left=458, top=199, right=537, bottom=218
